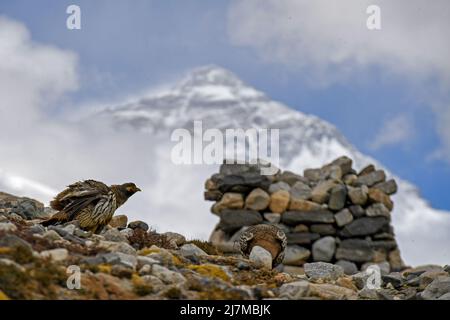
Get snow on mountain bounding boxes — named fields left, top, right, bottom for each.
left=97, top=65, right=450, bottom=266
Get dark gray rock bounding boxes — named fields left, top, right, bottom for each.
left=268, top=181, right=291, bottom=194
left=339, top=217, right=390, bottom=237
left=281, top=210, right=334, bottom=225
left=103, top=228, right=129, bottom=242
left=373, top=179, right=398, bottom=195
left=335, top=239, right=374, bottom=262
left=366, top=203, right=390, bottom=218
left=382, top=272, right=403, bottom=288
left=330, top=156, right=353, bottom=175
left=349, top=205, right=366, bottom=218
left=286, top=232, right=320, bottom=245
left=128, top=220, right=149, bottom=231
left=372, top=232, right=395, bottom=240
left=421, top=276, right=450, bottom=300
left=348, top=186, right=368, bottom=205
left=219, top=163, right=261, bottom=175
left=81, top=255, right=105, bottom=266
left=358, top=164, right=375, bottom=176
left=335, top=209, right=354, bottom=227
left=310, top=224, right=336, bottom=236
left=370, top=240, right=397, bottom=250
left=204, top=190, right=223, bottom=201
left=218, top=209, right=263, bottom=232
left=336, top=260, right=358, bottom=275
left=355, top=170, right=386, bottom=187
left=289, top=181, right=312, bottom=200
left=29, top=224, right=46, bottom=234
left=328, top=185, right=347, bottom=211
left=217, top=172, right=271, bottom=193
left=279, top=171, right=309, bottom=186
left=10, top=198, right=46, bottom=220
left=312, top=236, right=336, bottom=262
left=0, top=234, right=32, bottom=251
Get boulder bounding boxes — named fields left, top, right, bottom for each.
left=282, top=245, right=311, bottom=266
left=312, top=236, right=336, bottom=262
left=212, top=192, right=244, bottom=214
left=245, top=188, right=270, bottom=211
left=218, top=209, right=263, bottom=232
left=334, top=209, right=354, bottom=227
left=348, top=186, right=368, bottom=205
left=269, top=190, right=290, bottom=213
left=340, top=217, right=390, bottom=237
left=328, top=185, right=347, bottom=211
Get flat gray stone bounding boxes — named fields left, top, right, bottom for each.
left=304, top=262, right=344, bottom=281
left=281, top=210, right=334, bottom=225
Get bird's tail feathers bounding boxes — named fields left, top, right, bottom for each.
left=41, top=211, right=69, bottom=227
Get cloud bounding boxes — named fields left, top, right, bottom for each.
left=228, top=0, right=450, bottom=84
left=0, top=16, right=78, bottom=128
left=0, top=16, right=217, bottom=238
left=370, top=114, right=414, bottom=150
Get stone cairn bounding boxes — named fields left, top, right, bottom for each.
left=205, top=156, right=405, bottom=274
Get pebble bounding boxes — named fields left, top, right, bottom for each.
left=279, top=281, right=310, bottom=300
left=109, top=215, right=128, bottom=229
left=152, top=264, right=186, bottom=284
left=40, top=248, right=68, bottom=262
left=179, top=243, right=208, bottom=257
left=335, top=260, right=358, bottom=275
left=304, top=262, right=344, bottom=281
left=421, top=276, right=450, bottom=300
left=282, top=245, right=311, bottom=266
left=103, top=228, right=129, bottom=242
left=128, top=220, right=149, bottom=231
left=163, top=232, right=186, bottom=246
left=0, top=222, right=17, bottom=233
left=43, top=230, right=63, bottom=241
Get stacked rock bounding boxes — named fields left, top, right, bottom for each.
left=205, top=156, right=405, bottom=273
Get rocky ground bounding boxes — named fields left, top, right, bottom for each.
left=0, top=191, right=449, bottom=300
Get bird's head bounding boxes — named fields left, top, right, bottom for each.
left=120, top=182, right=142, bottom=197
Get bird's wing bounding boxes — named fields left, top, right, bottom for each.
left=50, top=180, right=111, bottom=219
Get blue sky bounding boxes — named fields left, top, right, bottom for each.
left=1, top=0, right=450, bottom=210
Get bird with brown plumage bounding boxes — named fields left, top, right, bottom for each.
left=41, top=180, right=141, bottom=234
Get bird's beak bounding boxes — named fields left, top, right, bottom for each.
left=136, top=187, right=142, bottom=192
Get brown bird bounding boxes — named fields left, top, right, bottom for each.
left=42, top=180, right=141, bottom=233
left=239, top=224, right=287, bottom=268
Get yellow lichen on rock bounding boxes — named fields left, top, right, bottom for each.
left=0, top=290, right=10, bottom=300
left=188, top=264, right=230, bottom=282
